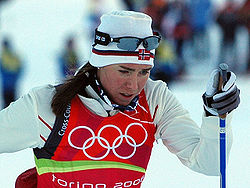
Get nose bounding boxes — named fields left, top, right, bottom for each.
left=126, top=74, right=138, bottom=91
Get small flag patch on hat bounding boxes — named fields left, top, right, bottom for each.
left=138, top=49, right=150, bottom=61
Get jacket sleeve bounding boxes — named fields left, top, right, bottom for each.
left=0, top=85, right=56, bottom=153
left=145, top=79, right=233, bottom=176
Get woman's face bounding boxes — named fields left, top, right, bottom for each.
left=97, top=63, right=152, bottom=106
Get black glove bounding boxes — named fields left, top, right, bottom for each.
left=202, top=69, right=240, bottom=116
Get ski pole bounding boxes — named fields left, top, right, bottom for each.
left=218, top=63, right=228, bottom=188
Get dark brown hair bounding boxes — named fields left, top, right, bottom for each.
left=51, top=62, right=97, bottom=116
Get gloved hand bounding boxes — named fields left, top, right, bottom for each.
left=202, top=69, right=240, bottom=116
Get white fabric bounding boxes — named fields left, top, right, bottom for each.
left=98, top=11, right=153, bottom=38
left=89, top=10, right=155, bottom=67
left=89, top=44, right=155, bottom=68
left=0, top=79, right=233, bottom=176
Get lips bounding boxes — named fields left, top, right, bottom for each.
left=120, top=93, right=133, bottom=98
left=120, top=92, right=137, bottom=101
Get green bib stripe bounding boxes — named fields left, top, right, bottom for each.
left=35, top=156, right=146, bottom=175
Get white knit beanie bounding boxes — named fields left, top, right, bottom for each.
left=89, top=10, right=155, bottom=68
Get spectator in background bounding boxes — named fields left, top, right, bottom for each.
left=216, top=1, right=240, bottom=71
left=123, top=0, right=135, bottom=11
left=123, top=0, right=150, bottom=12
left=169, top=0, right=191, bottom=75
left=188, top=0, right=213, bottom=59
left=238, top=0, right=250, bottom=73
left=150, top=39, right=178, bottom=84
left=58, top=36, right=79, bottom=77
left=145, top=0, right=190, bottom=78
left=143, top=0, right=169, bottom=33
left=0, top=37, right=22, bottom=108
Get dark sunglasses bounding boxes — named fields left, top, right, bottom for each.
left=94, top=29, right=161, bottom=51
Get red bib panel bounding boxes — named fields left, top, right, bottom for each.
left=36, top=90, right=156, bottom=188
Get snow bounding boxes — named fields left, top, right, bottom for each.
left=0, top=0, right=249, bottom=187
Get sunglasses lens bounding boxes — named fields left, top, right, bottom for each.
left=117, top=38, right=140, bottom=51
left=144, top=37, right=160, bottom=51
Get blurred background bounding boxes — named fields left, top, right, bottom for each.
left=0, top=0, right=249, bottom=187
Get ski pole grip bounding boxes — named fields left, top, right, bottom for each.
left=218, top=63, right=228, bottom=119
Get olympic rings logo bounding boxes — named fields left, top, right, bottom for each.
left=68, top=123, right=148, bottom=160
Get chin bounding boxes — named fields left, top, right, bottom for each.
left=114, top=96, right=133, bottom=106
left=115, top=100, right=130, bottom=106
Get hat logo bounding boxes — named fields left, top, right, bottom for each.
left=138, top=49, right=150, bottom=61
left=96, top=35, right=106, bottom=42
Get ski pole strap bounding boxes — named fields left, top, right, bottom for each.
left=34, top=85, right=71, bottom=159
left=33, top=104, right=71, bottom=159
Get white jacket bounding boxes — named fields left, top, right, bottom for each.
left=0, top=78, right=233, bottom=176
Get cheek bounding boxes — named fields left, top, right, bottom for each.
left=103, top=76, right=124, bottom=92
left=138, top=76, right=149, bottom=89
left=112, top=79, right=126, bottom=89
left=100, top=71, right=116, bottom=88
